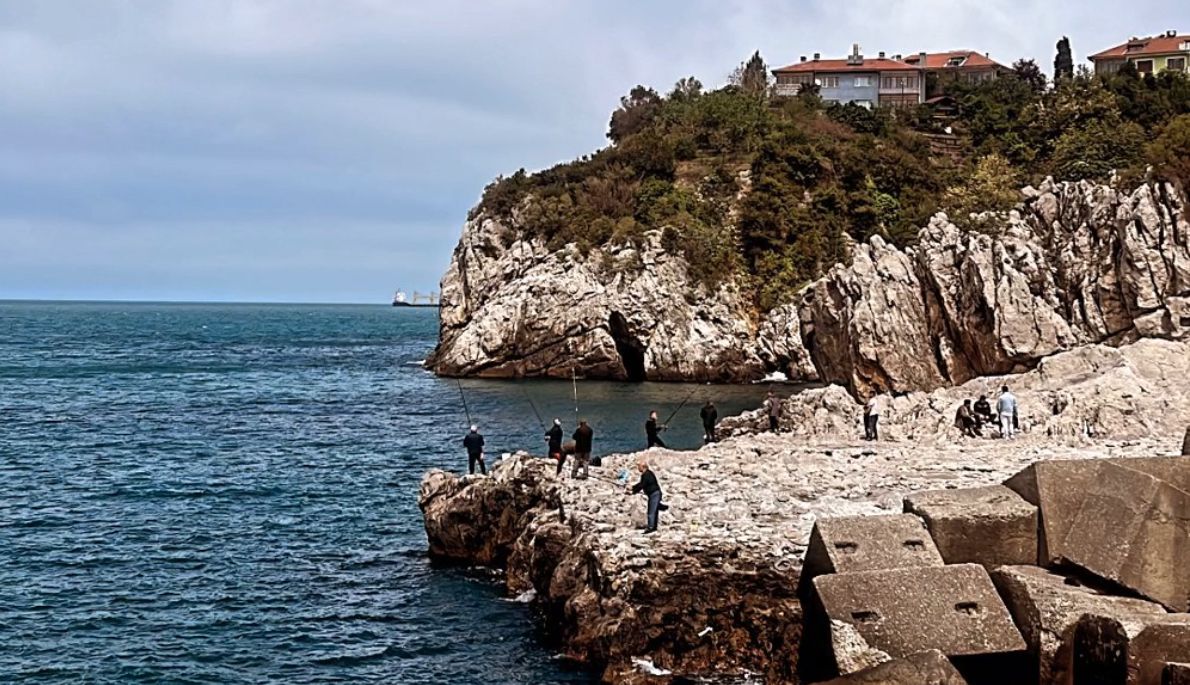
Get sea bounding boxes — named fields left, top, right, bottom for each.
left=0, top=301, right=781, bottom=684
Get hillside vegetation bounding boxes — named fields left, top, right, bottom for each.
left=472, top=53, right=1190, bottom=311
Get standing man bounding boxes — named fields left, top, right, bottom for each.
left=463, top=425, right=486, bottom=475
left=997, top=385, right=1018, bottom=439
left=629, top=459, right=664, bottom=534
left=700, top=401, right=718, bottom=443
left=572, top=419, right=593, bottom=479
left=764, top=391, right=782, bottom=432
left=645, top=411, right=667, bottom=449
left=864, top=394, right=882, bottom=441
left=545, top=418, right=564, bottom=475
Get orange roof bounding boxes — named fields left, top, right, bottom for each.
left=1090, top=34, right=1190, bottom=60
left=772, top=57, right=921, bottom=74
left=902, top=51, right=1006, bottom=70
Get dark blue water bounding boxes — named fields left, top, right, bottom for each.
left=0, top=301, right=775, bottom=683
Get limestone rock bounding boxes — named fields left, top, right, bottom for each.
left=991, top=565, right=1166, bottom=685
left=904, top=485, right=1038, bottom=568
left=820, top=649, right=968, bottom=684
left=430, top=220, right=766, bottom=382
left=798, top=181, right=1190, bottom=397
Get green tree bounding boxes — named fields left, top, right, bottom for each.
left=1054, top=37, right=1074, bottom=84
left=943, top=154, right=1020, bottom=230
left=1012, top=59, right=1047, bottom=94
left=608, top=86, right=662, bottom=143
left=1051, top=118, right=1144, bottom=181
left=731, top=51, right=770, bottom=95
left=669, top=76, right=703, bottom=101
left=1145, top=114, right=1190, bottom=190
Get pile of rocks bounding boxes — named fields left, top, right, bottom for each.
left=418, top=429, right=1188, bottom=684
left=804, top=455, right=1190, bottom=684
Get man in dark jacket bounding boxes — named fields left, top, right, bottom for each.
left=700, top=401, right=718, bottom=443
left=645, top=411, right=666, bottom=449
left=630, top=459, right=664, bottom=533
left=764, top=391, right=782, bottom=432
left=463, top=425, right=485, bottom=475
left=571, top=419, right=593, bottom=479
left=545, top=418, right=564, bottom=475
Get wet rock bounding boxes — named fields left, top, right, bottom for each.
left=903, top=485, right=1037, bottom=568
left=820, top=649, right=968, bottom=684
left=991, top=565, right=1166, bottom=685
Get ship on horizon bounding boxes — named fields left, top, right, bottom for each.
left=392, top=290, right=440, bottom=307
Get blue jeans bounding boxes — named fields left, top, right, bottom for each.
left=647, top=491, right=662, bottom=530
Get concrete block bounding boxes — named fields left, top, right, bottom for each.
left=1072, top=613, right=1190, bottom=685
left=820, top=649, right=968, bottom=684
left=801, top=514, right=943, bottom=591
left=1166, top=663, right=1190, bottom=685
left=991, top=565, right=1167, bottom=685
left=813, top=563, right=1026, bottom=659
left=904, top=485, right=1037, bottom=568
left=1004, top=459, right=1107, bottom=564
left=1004, top=457, right=1190, bottom=565
left=1060, top=461, right=1190, bottom=611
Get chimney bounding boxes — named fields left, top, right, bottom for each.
left=918, top=51, right=927, bottom=67
left=894, top=53, right=902, bottom=60
left=813, top=52, right=820, bottom=61
left=847, top=43, right=863, bottom=65
left=1168, top=29, right=1177, bottom=37
left=878, top=51, right=885, bottom=58
left=800, top=55, right=807, bottom=62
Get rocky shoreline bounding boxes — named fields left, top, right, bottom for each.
left=419, top=335, right=1190, bottom=682
left=419, top=435, right=1186, bottom=683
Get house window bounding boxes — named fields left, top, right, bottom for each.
left=854, top=76, right=872, bottom=87
left=818, top=76, right=840, bottom=88
left=1169, top=57, right=1186, bottom=72
left=1136, top=59, right=1154, bottom=74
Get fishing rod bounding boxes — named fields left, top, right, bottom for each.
left=521, top=383, right=546, bottom=431
left=456, top=378, right=473, bottom=427
left=662, top=387, right=699, bottom=427
left=571, top=366, right=580, bottom=419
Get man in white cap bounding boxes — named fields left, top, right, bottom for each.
left=463, top=425, right=485, bottom=474
left=545, top=418, right=564, bottom=475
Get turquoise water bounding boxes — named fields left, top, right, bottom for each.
left=0, top=301, right=777, bottom=683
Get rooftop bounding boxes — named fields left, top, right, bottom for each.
left=772, top=57, right=921, bottom=74
left=1090, top=31, right=1190, bottom=60
left=903, top=50, right=1006, bottom=69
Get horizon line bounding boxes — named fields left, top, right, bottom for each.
left=0, top=297, right=418, bottom=307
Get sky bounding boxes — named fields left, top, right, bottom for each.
left=2, top=1, right=1186, bottom=303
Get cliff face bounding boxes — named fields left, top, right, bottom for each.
left=429, top=217, right=769, bottom=382
left=790, top=180, right=1190, bottom=397
left=431, top=180, right=1189, bottom=393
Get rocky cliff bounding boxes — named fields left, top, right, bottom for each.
left=431, top=180, right=1188, bottom=393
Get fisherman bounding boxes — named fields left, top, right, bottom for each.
left=997, top=385, right=1018, bottom=439
left=973, top=394, right=994, bottom=431
left=954, top=400, right=978, bottom=438
left=463, top=425, right=486, bottom=475
left=764, top=391, right=782, bottom=432
left=863, top=394, right=882, bottom=441
left=545, top=418, right=564, bottom=475
left=572, top=419, right=593, bottom=479
left=645, top=410, right=667, bottom=449
left=700, top=401, right=718, bottom=443
left=629, top=459, right=665, bottom=534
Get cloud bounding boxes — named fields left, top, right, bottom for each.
left=1, top=0, right=1185, bottom=301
